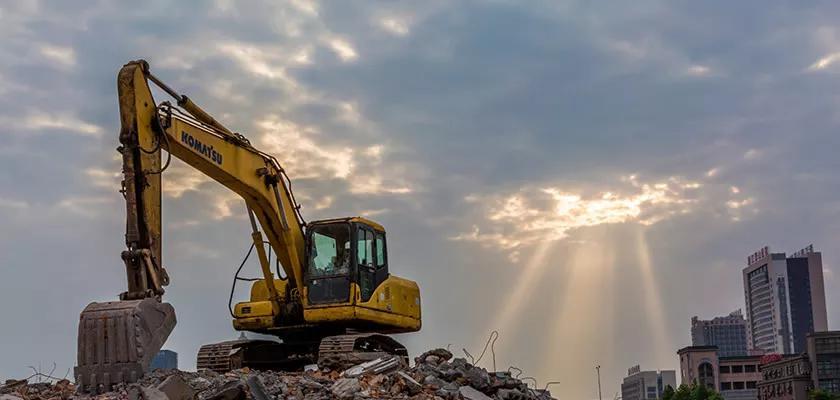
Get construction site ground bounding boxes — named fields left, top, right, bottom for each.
left=0, top=348, right=555, bottom=400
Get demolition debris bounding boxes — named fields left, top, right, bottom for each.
left=0, top=349, right=555, bottom=400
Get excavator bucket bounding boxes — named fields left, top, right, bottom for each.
left=74, top=298, right=176, bottom=393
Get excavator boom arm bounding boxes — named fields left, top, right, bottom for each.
left=118, top=60, right=307, bottom=296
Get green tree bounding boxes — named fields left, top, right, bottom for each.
left=809, top=389, right=840, bottom=400
left=662, top=385, right=676, bottom=400
left=663, top=383, right=724, bottom=400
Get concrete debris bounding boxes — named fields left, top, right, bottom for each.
left=205, top=381, right=246, bottom=400
left=341, top=355, right=402, bottom=378
left=243, top=377, right=268, bottom=400
left=156, top=375, right=195, bottom=400
left=459, top=385, right=494, bottom=400
left=1, top=347, right=555, bottom=400
left=139, top=386, right=169, bottom=400
left=396, top=371, right=423, bottom=395
left=330, top=378, right=361, bottom=398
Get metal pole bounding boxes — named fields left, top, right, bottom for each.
left=596, top=365, right=603, bottom=400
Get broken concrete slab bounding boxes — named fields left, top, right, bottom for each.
left=341, top=355, right=401, bottom=378
left=205, top=381, right=246, bottom=400
left=459, top=385, right=494, bottom=400
left=245, top=376, right=269, bottom=400
left=156, top=375, right=195, bottom=400
left=330, top=378, right=361, bottom=398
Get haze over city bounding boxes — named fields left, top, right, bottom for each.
left=2, top=1, right=840, bottom=399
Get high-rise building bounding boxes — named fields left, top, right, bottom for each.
left=621, top=366, right=677, bottom=400
left=743, top=245, right=828, bottom=354
left=691, top=310, right=748, bottom=357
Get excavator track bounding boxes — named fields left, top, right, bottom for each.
left=197, top=339, right=318, bottom=373
left=196, top=340, right=247, bottom=373
left=196, top=333, right=408, bottom=373
left=317, top=333, right=408, bottom=370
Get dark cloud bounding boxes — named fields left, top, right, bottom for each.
left=2, top=1, right=840, bottom=398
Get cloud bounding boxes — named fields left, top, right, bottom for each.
left=685, top=64, right=712, bottom=77
left=257, top=115, right=355, bottom=180
left=706, top=168, right=721, bottom=178
left=0, top=197, right=29, bottom=210
left=289, top=0, right=318, bottom=16
left=39, top=44, right=76, bottom=67
left=350, top=175, right=413, bottom=195
left=218, top=42, right=299, bottom=85
left=726, top=197, right=754, bottom=209
left=326, top=37, right=359, bottom=62
left=743, top=148, right=761, bottom=160
left=3, top=3, right=840, bottom=398
left=161, top=163, right=213, bottom=198
left=256, top=115, right=415, bottom=195
left=378, top=17, right=410, bottom=36
left=86, top=168, right=121, bottom=190
left=451, top=174, right=747, bottom=257
left=56, top=196, right=114, bottom=218
left=7, top=113, right=103, bottom=137
left=807, top=52, right=840, bottom=71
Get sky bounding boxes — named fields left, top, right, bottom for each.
left=2, top=1, right=840, bottom=398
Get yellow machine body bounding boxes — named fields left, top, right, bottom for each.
left=75, top=60, right=420, bottom=391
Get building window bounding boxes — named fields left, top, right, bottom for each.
left=819, top=379, right=840, bottom=393
left=816, top=338, right=840, bottom=354
left=732, top=365, right=743, bottom=374
left=816, top=358, right=840, bottom=377
left=721, top=382, right=732, bottom=391
left=699, top=362, right=715, bottom=389
left=720, top=366, right=730, bottom=374
left=733, top=382, right=745, bottom=390
left=745, top=365, right=756, bottom=373
left=746, top=381, right=756, bottom=389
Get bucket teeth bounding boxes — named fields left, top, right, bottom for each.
left=74, top=298, right=176, bottom=393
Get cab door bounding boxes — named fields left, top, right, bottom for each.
left=306, top=223, right=352, bottom=305
left=356, top=225, right=376, bottom=302
left=374, top=231, right=389, bottom=287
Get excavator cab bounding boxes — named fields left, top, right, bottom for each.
left=305, top=218, right=389, bottom=305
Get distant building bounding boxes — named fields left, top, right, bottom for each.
left=807, top=331, right=840, bottom=394
left=691, top=310, right=748, bottom=357
left=677, top=346, right=763, bottom=400
left=150, top=349, right=178, bottom=371
left=743, top=245, right=828, bottom=354
left=678, top=331, right=840, bottom=400
left=757, top=354, right=812, bottom=400
left=621, top=365, right=677, bottom=400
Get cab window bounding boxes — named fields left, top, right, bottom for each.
left=376, top=232, right=386, bottom=269
left=308, top=224, right=351, bottom=277
left=357, top=227, right=374, bottom=268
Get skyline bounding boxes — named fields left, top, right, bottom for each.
left=2, top=1, right=840, bottom=399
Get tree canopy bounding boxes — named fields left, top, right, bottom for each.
left=661, top=383, right=724, bottom=400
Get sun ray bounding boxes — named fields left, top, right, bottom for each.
left=634, top=228, right=672, bottom=362
left=538, top=229, right=616, bottom=387
left=486, top=239, right=554, bottom=358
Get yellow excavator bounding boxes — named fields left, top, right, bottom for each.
left=74, top=60, right=421, bottom=392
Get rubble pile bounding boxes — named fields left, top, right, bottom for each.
left=0, top=349, right=555, bottom=400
